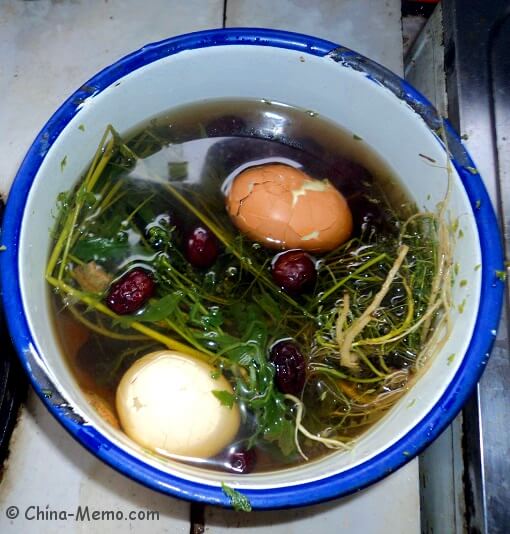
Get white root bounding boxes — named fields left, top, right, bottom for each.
left=356, top=297, right=443, bottom=347
left=339, top=245, right=409, bottom=368
left=285, top=394, right=351, bottom=461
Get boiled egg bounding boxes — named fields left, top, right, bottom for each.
left=226, top=163, right=352, bottom=252
left=116, top=350, right=240, bottom=458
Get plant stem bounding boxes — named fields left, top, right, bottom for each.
left=315, top=252, right=387, bottom=305
left=46, top=275, right=210, bottom=362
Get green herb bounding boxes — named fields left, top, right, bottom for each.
left=168, top=161, right=188, bottom=181
left=212, top=390, right=236, bottom=408
left=459, top=279, right=468, bottom=287
left=458, top=299, right=466, bottom=314
left=466, top=166, right=478, bottom=175
left=475, top=200, right=481, bottom=209
left=78, top=124, right=85, bottom=132
left=474, top=264, right=481, bottom=271
left=60, top=155, right=68, bottom=172
left=495, top=270, right=507, bottom=281
left=221, top=483, right=252, bottom=512
left=353, top=134, right=363, bottom=141
left=0, top=245, right=6, bottom=252
left=447, top=353, right=455, bottom=365
left=45, top=124, right=453, bottom=463
left=136, top=293, right=183, bottom=322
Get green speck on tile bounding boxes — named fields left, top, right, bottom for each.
left=60, top=155, right=67, bottom=172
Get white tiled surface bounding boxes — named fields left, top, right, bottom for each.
left=0, top=392, right=190, bottom=533
left=0, top=1, right=419, bottom=532
left=225, top=0, right=404, bottom=74
left=203, top=462, right=419, bottom=533
left=0, top=0, right=223, bottom=197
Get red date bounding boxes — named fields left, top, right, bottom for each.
left=225, top=447, right=257, bottom=474
left=269, top=340, right=307, bottom=395
left=105, top=268, right=155, bottom=315
left=185, top=226, right=219, bottom=269
left=271, top=250, right=317, bottom=294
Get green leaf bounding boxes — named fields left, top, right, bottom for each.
left=253, top=291, right=281, bottom=319
left=212, top=390, right=235, bottom=409
left=136, top=292, right=183, bottom=322
left=495, top=270, right=507, bottom=282
left=263, top=415, right=296, bottom=457
left=221, top=483, right=252, bottom=512
left=76, top=189, right=97, bottom=210
left=261, top=394, right=297, bottom=457
left=201, top=306, right=224, bottom=329
left=168, top=161, right=188, bottom=181
left=73, top=236, right=131, bottom=262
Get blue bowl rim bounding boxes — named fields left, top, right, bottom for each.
left=0, top=28, right=505, bottom=510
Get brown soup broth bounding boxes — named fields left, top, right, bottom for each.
left=51, top=99, right=416, bottom=473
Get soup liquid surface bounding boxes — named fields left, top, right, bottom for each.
left=52, top=99, right=417, bottom=473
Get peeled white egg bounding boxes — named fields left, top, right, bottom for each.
left=116, top=350, right=240, bottom=458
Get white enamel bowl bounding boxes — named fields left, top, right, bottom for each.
left=0, top=29, right=504, bottom=509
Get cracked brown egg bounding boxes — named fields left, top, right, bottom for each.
left=226, top=163, right=353, bottom=252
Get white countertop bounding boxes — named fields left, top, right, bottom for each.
left=0, top=1, right=419, bottom=532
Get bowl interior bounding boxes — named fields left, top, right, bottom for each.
left=17, top=44, right=481, bottom=490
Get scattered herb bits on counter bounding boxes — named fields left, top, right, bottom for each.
left=46, top=99, right=453, bottom=473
